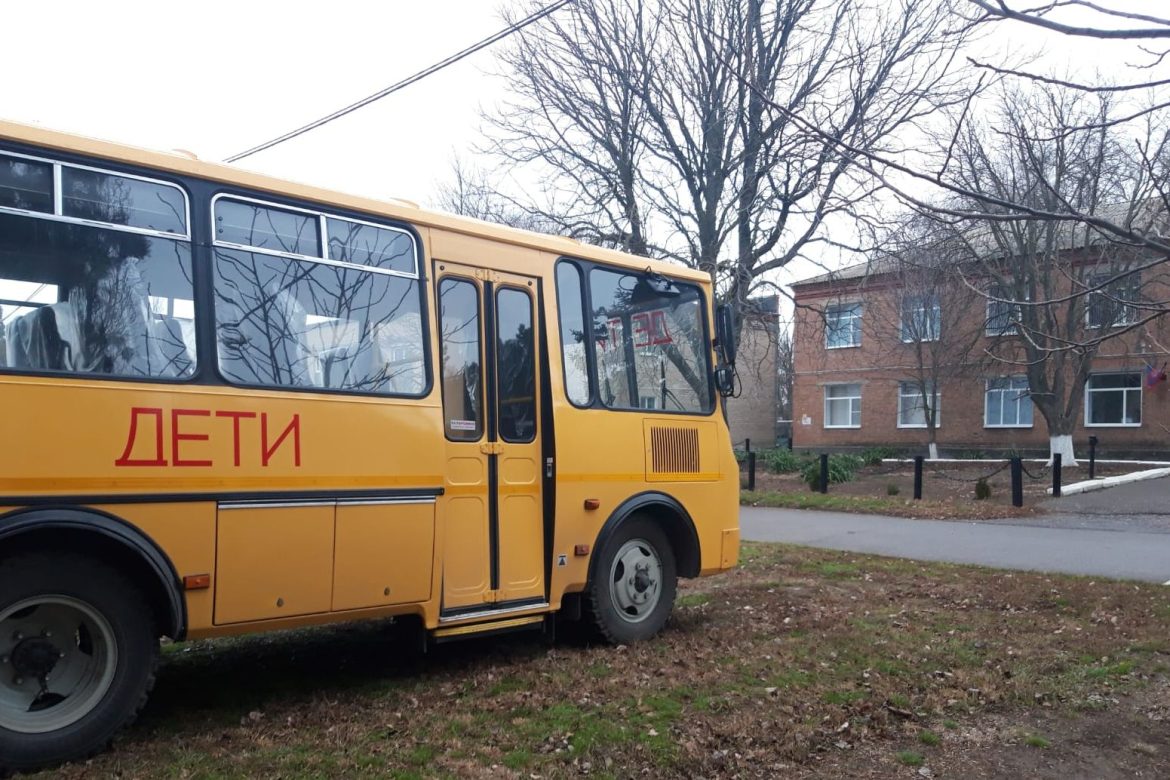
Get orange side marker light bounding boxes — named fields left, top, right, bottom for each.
left=183, top=574, right=211, bottom=590
left=574, top=544, right=591, bottom=557
left=584, top=498, right=601, bottom=510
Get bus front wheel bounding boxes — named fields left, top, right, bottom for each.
left=0, top=553, right=159, bottom=773
left=588, top=517, right=678, bottom=644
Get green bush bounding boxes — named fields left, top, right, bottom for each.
left=801, top=454, right=863, bottom=491
left=974, top=478, right=991, bottom=500
left=764, top=448, right=811, bottom=474
left=886, top=483, right=900, bottom=496
left=860, top=446, right=901, bottom=466
left=733, top=449, right=747, bottom=464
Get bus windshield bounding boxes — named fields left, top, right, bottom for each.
left=589, top=267, right=712, bottom=414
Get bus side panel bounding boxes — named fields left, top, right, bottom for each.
left=215, top=504, right=335, bottom=624
left=333, top=501, right=435, bottom=610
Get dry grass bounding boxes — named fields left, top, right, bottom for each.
left=36, top=543, right=1170, bottom=779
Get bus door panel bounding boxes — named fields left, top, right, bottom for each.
left=435, top=263, right=545, bottom=611
left=436, top=271, right=493, bottom=609
left=493, top=282, right=544, bottom=602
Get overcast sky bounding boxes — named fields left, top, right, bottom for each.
left=2, top=0, right=1163, bottom=295
left=2, top=1, right=511, bottom=205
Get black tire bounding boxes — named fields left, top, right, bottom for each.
left=587, top=516, right=677, bottom=644
left=0, top=553, right=159, bottom=773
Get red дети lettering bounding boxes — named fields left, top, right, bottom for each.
left=261, top=413, right=301, bottom=467
left=114, top=407, right=168, bottom=467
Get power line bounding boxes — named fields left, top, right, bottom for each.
left=224, top=0, right=574, bottom=163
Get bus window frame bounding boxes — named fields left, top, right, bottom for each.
left=208, top=191, right=433, bottom=400
left=553, top=259, right=594, bottom=409
left=0, top=144, right=199, bottom=386
left=495, top=283, right=537, bottom=444
left=437, top=274, right=485, bottom=443
left=555, top=256, right=716, bottom=418
left=0, top=147, right=192, bottom=241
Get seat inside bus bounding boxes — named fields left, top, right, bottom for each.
left=0, top=215, right=195, bottom=378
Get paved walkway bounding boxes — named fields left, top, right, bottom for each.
left=740, top=505, right=1170, bottom=583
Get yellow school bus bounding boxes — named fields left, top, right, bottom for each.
left=0, top=120, right=740, bottom=770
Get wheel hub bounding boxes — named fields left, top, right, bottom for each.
left=633, top=564, right=653, bottom=593
left=10, top=637, right=61, bottom=679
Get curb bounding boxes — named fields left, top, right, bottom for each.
left=1048, top=467, right=1170, bottom=497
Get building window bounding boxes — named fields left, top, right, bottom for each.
left=1085, top=372, right=1141, bottom=427
left=823, top=383, right=861, bottom=428
left=897, top=381, right=939, bottom=428
left=984, top=376, right=1032, bottom=427
left=825, top=303, right=861, bottom=349
left=900, top=294, right=940, bottom=342
left=1086, top=272, right=1141, bottom=329
left=985, top=284, right=1021, bottom=336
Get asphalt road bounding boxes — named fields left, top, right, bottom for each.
left=740, top=505, right=1170, bottom=583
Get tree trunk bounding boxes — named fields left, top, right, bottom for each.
left=1048, top=434, right=1077, bottom=467
left=927, top=442, right=939, bottom=460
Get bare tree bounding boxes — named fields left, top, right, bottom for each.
left=474, top=0, right=976, bottom=337
left=864, top=222, right=988, bottom=458
left=431, top=156, right=558, bottom=233
left=776, top=324, right=794, bottom=422
left=937, top=86, right=1170, bottom=463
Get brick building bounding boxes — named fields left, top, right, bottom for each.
left=726, top=295, right=781, bottom=448
left=790, top=255, right=1170, bottom=459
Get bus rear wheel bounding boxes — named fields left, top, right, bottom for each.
left=588, top=517, right=677, bottom=644
left=0, top=553, right=158, bottom=773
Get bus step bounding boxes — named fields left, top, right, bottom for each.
left=430, top=614, right=546, bottom=644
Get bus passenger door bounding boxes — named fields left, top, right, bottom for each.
left=435, top=263, right=545, bottom=614
left=492, top=281, right=544, bottom=603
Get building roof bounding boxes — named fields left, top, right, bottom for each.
left=791, top=200, right=1169, bottom=290
left=0, top=119, right=710, bottom=284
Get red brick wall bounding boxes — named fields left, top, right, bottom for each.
left=791, top=273, right=1170, bottom=456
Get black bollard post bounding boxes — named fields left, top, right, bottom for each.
left=747, top=451, right=756, bottom=491
left=745, top=438, right=751, bottom=453
left=1052, top=453, right=1062, bottom=498
left=819, top=453, right=829, bottom=494
left=1011, top=457, right=1023, bottom=508
left=1088, top=435, right=1098, bottom=480
left=913, top=455, right=924, bottom=500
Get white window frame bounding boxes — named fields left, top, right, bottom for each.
left=896, top=381, right=939, bottom=429
left=900, top=294, right=941, bottom=343
left=983, top=376, right=1033, bottom=428
left=823, top=383, right=862, bottom=429
left=1084, top=372, right=1142, bottom=428
left=824, top=303, right=862, bottom=349
left=1085, top=271, right=1141, bottom=330
left=985, top=287, right=1021, bottom=336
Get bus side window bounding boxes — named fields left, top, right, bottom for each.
left=438, top=278, right=483, bottom=440
left=555, top=261, right=591, bottom=406
left=496, top=287, right=535, bottom=442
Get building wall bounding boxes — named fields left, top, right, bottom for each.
left=791, top=272, right=1170, bottom=458
left=727, top=297, right=779, bottom=448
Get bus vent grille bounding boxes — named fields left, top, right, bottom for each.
left=649, top=426, right=700, bottom=474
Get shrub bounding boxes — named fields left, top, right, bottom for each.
left=860, top=445, right=901, bottom=466
left=974, top=478, right=991, bottom=500
left=801, top=454, right=863, bottom=491
left=886, top=483, right=900, bottom=496
left=733, top=449, right=747, bottom=464
left=764, top=448, right=810, bottom=474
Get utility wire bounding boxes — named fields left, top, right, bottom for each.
left=225, top=0, right=574, bottom=163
